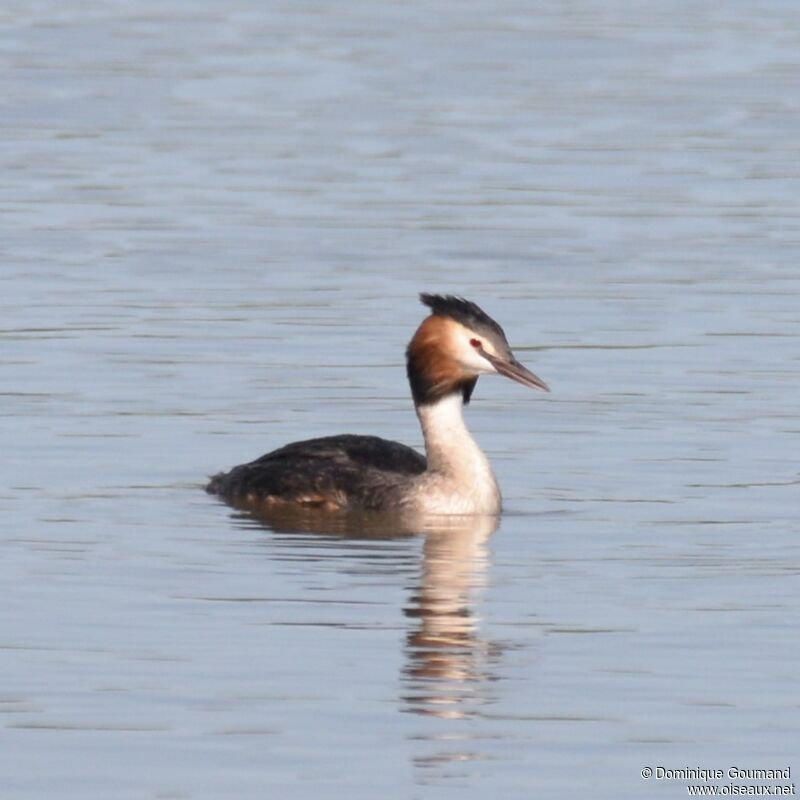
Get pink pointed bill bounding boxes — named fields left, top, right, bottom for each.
left=483, top=352, right=550, bottom=392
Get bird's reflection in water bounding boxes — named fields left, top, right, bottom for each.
left=233, top=504, right=501, bottom=775
left=401, top=515, right=498, bottom=720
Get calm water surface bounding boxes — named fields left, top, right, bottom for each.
left=1, top=1, right=799, bottom=798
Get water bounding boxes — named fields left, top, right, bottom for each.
left=2, top=1, right=799, bottom=797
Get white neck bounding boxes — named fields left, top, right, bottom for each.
left=414, top=392, right=501, bottom=514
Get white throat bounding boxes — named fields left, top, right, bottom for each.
left=414, top=392, right=501, bottom=514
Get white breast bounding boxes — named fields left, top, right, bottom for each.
left=412, top=393, right=502, bottom=515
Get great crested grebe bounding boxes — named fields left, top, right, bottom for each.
left=206, top=294, right=549, bottom=515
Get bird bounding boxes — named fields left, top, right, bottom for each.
left=206, top=294, right=549, bottom=516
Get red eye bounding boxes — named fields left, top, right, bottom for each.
left=470, top=338, right=481, bottom=348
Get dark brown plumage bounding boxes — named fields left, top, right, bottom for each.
left=207, top=435, right=425, bottom=511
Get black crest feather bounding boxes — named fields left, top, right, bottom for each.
left=419, top=293, right=505, bottom=340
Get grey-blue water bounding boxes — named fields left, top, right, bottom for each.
left=2, top=2, right=798, bottom=798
